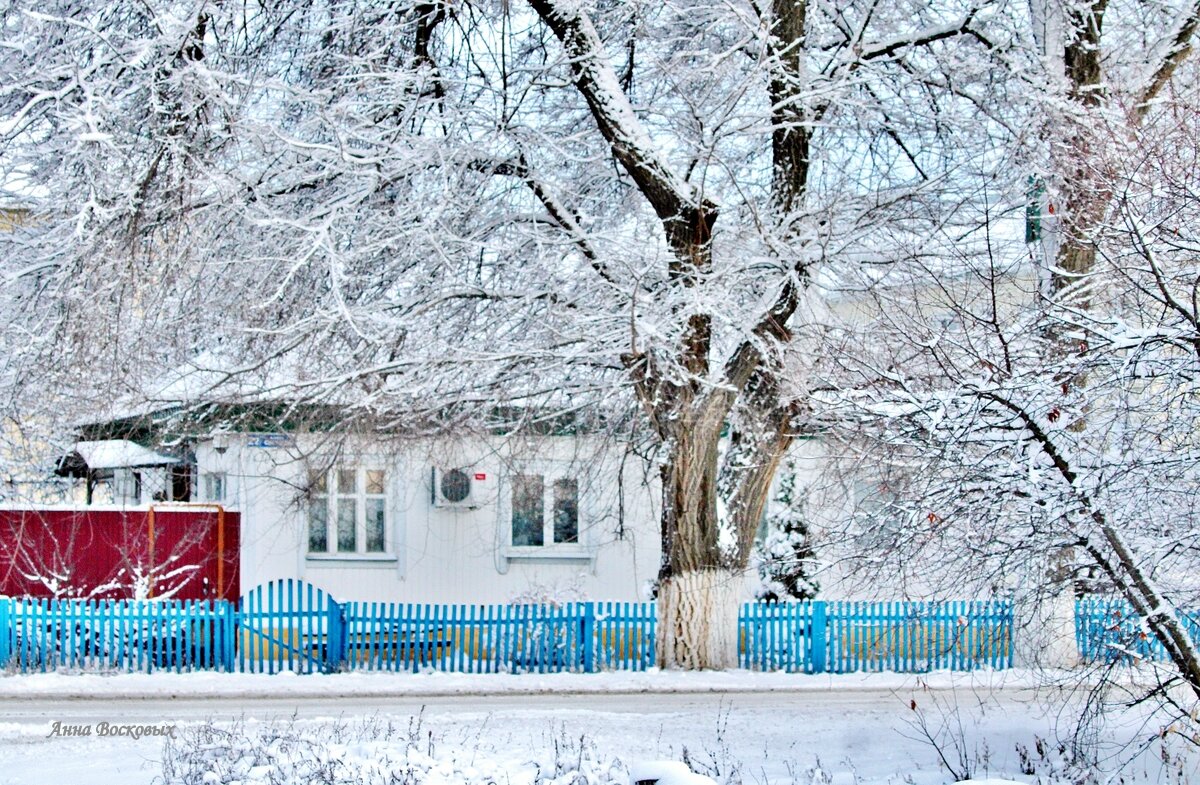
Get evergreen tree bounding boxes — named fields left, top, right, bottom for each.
left=754, top=461, right=818, bottom=602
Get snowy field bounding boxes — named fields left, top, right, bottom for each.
left=0, top=671, right=1195, bottom=784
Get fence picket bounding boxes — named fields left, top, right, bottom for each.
left=477, top=604, right=487, bottom=673
left=18, top=600, right=26, bottom=671
left=371, top=602, right=381, bottom=672
left=500, top=603, right=510, bottom=673
left=381, top=601, right=391, bottom=672
left=968, top=601, right=977, bottom=669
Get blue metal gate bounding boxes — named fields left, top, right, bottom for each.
left=238, top=579, right=343, bottom=673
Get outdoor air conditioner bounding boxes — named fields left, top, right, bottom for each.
left=431, top=467, right=479, bottom=509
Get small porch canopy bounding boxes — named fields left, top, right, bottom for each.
left=55, top=439, right=179, bottom=477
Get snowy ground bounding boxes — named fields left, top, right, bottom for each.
left=0, top=670, right=1194, bottom=784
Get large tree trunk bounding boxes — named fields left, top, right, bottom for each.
left=654, top=398, right=745, bottom=669
left=652, top=0, right=810, bottom=669
left=657, top=568, right=744, bottom=669
left=1042, top=1, right=1106, bottom=303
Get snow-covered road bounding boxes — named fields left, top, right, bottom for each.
left=0, top=672, right=1190, bottom=784
left=0, top=686, right=1048, bottom=722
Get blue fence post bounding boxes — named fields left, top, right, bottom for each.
left=325, top=601, right=346, bottom=673
left=0, top=598, right=9, bottom=670
left=1074, top=598, right=1088, bottom=663
left=1003, top=600, right=1015, bottom=669
left=810, top=601, right=828, bottom=674
left=581, top=602, right=596, bottom=673
left=224, top=599, right=239, bottom=672
left=646, top=602, right=656, bottom=669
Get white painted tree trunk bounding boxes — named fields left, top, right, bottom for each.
left=656, top=569, right=745, bottom=670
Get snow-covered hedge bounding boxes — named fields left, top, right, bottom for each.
left=161, top=717, right=631, bottom=785
left=158, top=713, right=1194, bottom=785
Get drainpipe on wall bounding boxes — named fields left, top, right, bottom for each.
left=146, top=503, right=228, bottom=599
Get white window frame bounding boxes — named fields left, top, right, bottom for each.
left=307, top=465, right=392, bottom=559
left=201, top=471, right=227, bottom=502
left=503, top=467, right=590, bottom=560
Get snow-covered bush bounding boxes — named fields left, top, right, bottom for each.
left=752, top=462, right=819, bottom=602
left=161, top=716, right=630, bottom=785
left=154, top=709, right=1197, bottom=785
left=509, top=573, right=589, bottom=607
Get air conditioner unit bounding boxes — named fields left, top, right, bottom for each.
left=431, top=467, right=479, bottom=509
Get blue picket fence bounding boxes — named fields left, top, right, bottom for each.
left=0, top=584, right=658, bottom=675
left=740, top=599, right=1013, bottom=673
left=0, top=581, right=1013, bottom=675
left=338, top=601, right=655, bottom=673
left=1076, top=598, right=1200, bottom=664
left=0, top=597, right=235, bottom=673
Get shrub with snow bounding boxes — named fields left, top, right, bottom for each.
left=753, top=462, right=819, bottom=602
left=161, top=716, right=631, bottom=785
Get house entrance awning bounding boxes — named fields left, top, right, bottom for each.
left=55, top=439, right=180, bottom=477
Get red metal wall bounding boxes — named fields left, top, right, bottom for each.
left=0, top=507, right=239, bottom=601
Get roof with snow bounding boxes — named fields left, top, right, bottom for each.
left=55, top=440, right=179, bottom=477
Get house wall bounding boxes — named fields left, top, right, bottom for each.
left=798, top=267, right=1045, bottom=601
left=194, top=433, right=665, bottom=604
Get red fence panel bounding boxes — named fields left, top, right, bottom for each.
left=0, top=506, right=239, bottom=601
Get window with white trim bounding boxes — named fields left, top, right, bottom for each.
left=308, top=466, right=388, bottom=555
left=202, top=472, right=226, bottom=502
left=511, top=473, right=579, bottom=547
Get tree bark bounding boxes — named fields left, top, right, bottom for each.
left=725, top=406, right=796, bottom=567
left=1052, top=1, right=1107, bottom=299
left=657, top=568, right=743, bottom=669
left=770, top=0, right=810, bottom=221
left=659, top=410, right=725, bottom=575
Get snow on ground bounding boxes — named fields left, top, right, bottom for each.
left=0, top=670, right=1194, bottom=785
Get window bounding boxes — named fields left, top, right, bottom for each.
left=851, top=474, right=909, bottom=544
left=511, top=473, right=579, bottom=548
left=106, top=469, right=140, bottom=504
left=308, top=466, right=388, bottom=555
left=202, top=472, right=226, bottom=502
left=171, top=464, right=193, bottom=502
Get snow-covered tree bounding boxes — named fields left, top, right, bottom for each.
left=822, top=1, right=1200, bottom=714
left=753, top=461, right=819, bottom=601
left=1, top=0, right=1003, bottom=668
left=1028, top=0, right=1200, bottom=298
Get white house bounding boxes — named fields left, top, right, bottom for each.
left=57, top=410, right=844, bottom=605
left=185, top=429, right=668, bottom=603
